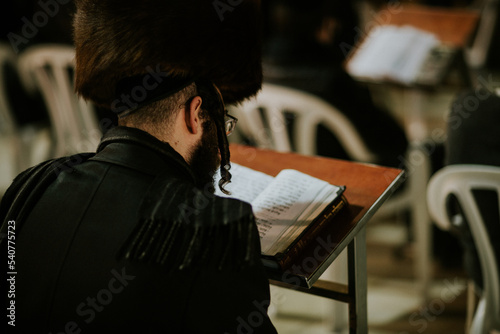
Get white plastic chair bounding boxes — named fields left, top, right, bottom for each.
left=17, top=44, right=100, bottom=157
left=232, top=83, right=377, bottom=162
left=427, top=165, right=500, bottom=334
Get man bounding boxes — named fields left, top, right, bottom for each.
left=1, top=0, right=277, bottom=333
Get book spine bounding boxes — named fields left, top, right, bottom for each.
left=277, top=195, right=348, bottom=270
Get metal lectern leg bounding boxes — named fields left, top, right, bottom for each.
left=348, top=226, right=368, bottom=334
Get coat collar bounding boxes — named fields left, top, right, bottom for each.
left=94, top=126, right=196, bottom=182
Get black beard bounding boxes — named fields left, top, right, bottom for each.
left=188, top=121, right=220, bottom=194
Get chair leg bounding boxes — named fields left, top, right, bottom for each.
left=465, top=280, right=477, bottom=334
left=470, top=297, right=487, bottom=334
left=408, top=143, right=433, bottom=302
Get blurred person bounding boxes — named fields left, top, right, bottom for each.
left=262, top=0, right=408, bottom=168
left=444, top=86, right=500, bottom=290
left=0, top=0, right=277, bottom=333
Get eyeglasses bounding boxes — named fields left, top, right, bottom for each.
left=212, top=84, right=237, bottom=136
left=224, top=112, right=238, bottom=136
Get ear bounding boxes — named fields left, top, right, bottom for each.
left=184, top=96, right=203, bottom=135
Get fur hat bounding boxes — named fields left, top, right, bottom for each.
left=73, top=0, right=262, bottom=109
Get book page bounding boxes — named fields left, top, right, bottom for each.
left=252, top=170, right=338, bottom=254
left=347, top=25, right=439, bottom=84
left=216, top=164, right=343, bottom=257
left=267, top=184, right=340, bottom=255
left=214, top=163, right=274, bottom=203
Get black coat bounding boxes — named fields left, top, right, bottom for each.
left=1, top=126, right=276, bottom=333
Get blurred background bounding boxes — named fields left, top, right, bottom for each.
left=1, top=0, right=500, bottom=333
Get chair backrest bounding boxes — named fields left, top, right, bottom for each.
left=0, top=43, right=23, bottom=175
left=229, top=83, right=378, bottom=162
left=17, top=44, right=100, bottom=157
left=427, top=164, right=500, bottom=334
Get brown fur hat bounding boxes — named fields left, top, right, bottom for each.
left=73, top=0, right=262, bottom=108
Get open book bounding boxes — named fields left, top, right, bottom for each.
left=346, top=25, right=455, bottom=86
left=215, top=163, right=347, bottom=270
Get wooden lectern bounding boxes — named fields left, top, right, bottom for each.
left=230, top=144, right=405, bottom=333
